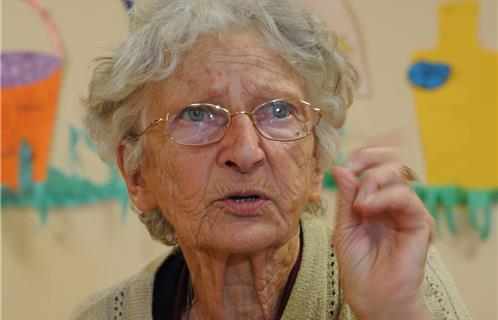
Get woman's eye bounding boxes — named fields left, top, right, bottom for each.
left=270, top=101, right=292, bottom=119
left=185, top=107, right=205, bottom=121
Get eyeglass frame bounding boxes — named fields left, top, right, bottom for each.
left=132, top=98, right=324, bottom=146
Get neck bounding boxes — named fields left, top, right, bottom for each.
left=181, top=230, right=301, bottom=320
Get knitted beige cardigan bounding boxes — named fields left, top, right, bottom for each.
left=71, top=216, right=471, bottom=320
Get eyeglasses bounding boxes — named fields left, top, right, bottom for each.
left=134, top=99, right=323, bottom=146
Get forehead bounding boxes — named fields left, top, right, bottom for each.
left=155, top=30, right=305, bottom=108
left=181, top=32, right=295, bottom=78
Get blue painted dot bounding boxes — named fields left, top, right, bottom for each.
left=408, top=60, right=451, bottom=89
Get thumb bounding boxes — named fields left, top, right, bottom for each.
left=331, top=166, right=358, bottom=205
left=331, top=166, right=360, bottom=246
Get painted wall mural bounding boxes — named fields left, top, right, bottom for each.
left=1, top=0, right=128, bottom=223
left=307, top=0, right=371, bottom=96
left=408, top=2, right=498, bottom=239
left=3, top=0, right=495, bottom=242
left=1, top=0, right=62, bottom=191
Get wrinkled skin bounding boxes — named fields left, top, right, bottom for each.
left=332, top=147, right=434, bottom=320
left=118, top=30, right=434, bottom=320
left=119, top=30, right=323, bottom=320
left=138, top=32, right=322, bottom=254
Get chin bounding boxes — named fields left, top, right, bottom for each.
left=205, top=219, right=294, bottom=254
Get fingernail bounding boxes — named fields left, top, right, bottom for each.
left=345, top=162, right=356, bottom=171
left=356, top=189, right=367, bottom=203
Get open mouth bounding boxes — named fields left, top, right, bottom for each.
left=228, top=195, right=262, bottom=203
left=221, top=192, right=268, bottom=216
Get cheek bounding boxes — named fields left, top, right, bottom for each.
left=144, top=145, right=214, bottom=230
left=267, top=139, right=316, bottom=211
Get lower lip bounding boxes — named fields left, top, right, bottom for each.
left=221, top=198, right=267, bottom=216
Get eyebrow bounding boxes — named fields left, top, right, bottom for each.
left=248, top=84, right=304, bottom=105
left=183, top=85, right=302, bottom=108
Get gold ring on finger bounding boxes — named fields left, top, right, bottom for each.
left=401, top=165, right=418, bottom=182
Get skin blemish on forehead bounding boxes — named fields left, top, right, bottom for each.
left=186, top=78, right=195, bottom=88
left=184, top=65, right=226, bottom=97
left=203, top=66, right=214, bottom=76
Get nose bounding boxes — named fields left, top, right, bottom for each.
left=216, top=113, right=265, bottom=173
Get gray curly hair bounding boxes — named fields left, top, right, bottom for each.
left=83, top=0, right=358, bottom=246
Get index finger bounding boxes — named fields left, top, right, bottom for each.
left=347, top=146, right=399, bottom=175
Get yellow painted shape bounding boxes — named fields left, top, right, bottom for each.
left=412, top=2, right=497, bottom=189
left=337, top=35, right=352, bottom=55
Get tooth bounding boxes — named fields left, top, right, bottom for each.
left=232, top=197, right=259, bottom=203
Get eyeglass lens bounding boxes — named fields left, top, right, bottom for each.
left=167, top=100, right=316, bottom=145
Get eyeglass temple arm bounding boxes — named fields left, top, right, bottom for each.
left=135, top=118, right=166, bottom=137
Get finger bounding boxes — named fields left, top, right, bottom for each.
left=356, top=184, right=436, bottom=243
left=354, top=184, right=433, bottom=230
left=355, top=163, right=407, bottom=205
left=347, top=146, right=399, bottom=175
left=331, top=166, right=361, bottom=239
left=331, top=166, right=358, bottom=204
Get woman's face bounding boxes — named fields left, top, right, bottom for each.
left=130, top=31, right=324, bottom=253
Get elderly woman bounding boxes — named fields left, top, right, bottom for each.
left=73, top=0, right=470, bottom=319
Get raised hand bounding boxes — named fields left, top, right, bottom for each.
left=331, top=147, right=434, bottom=320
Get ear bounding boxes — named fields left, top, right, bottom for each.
left=116, top=141, right=158, bottom=212
left=308, top=138, right=324, bottom=203
left=308, top=165, right=324, bottom=203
